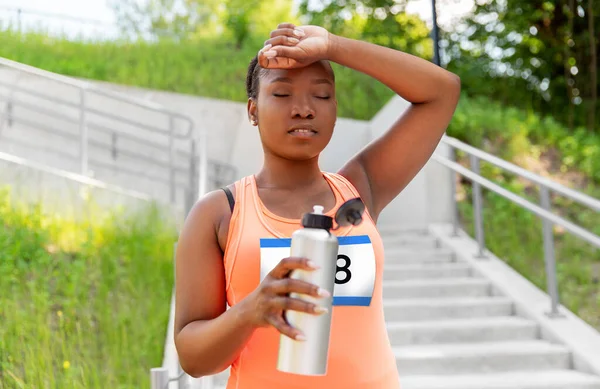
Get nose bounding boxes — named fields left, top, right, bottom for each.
left=290, top=94, right=315, bottom=119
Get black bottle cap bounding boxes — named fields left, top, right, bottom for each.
left=334, top=198, right=365, bottom=228
left=301, top=205, right=334, bottom=230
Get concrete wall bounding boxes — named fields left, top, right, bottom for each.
left=366, top=95, right=454, bottom=228
left=0, top=66, right=453, bottom=228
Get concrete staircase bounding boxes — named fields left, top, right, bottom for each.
left=381, top=227, right=600, bottom=389
left=201, top=227, right=600, bottom=389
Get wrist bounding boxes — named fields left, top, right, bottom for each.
left=325, top=32, right=343, bottom=62
left=235, top=291, right=261, bottom=330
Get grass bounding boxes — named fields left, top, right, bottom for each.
left=0, top=187, right=178, bottom=389
left=456, top=172, right=600, bottom=331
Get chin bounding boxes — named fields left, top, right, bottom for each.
left=280, top=147, right=324, bottom=161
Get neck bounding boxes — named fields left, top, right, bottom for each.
left=255, top=152, right=323, bottom=190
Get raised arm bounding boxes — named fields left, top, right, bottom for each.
left=331, top=35, right=461, bottom=221
left=259, top=24, right=461, bottom=221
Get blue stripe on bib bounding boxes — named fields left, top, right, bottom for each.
left=259, top=235, right=376, bottom=307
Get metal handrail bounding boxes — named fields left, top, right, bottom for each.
left=0, top=68, right=194, bottom=138
left=435, top=135, right=600, bottom=318
left=0, top=56, right=207, bottom=212
left=442, top=136, right=600, bottom=212
left=0, top=151, right=154, bottom=201
left=0, top=107, right=193, bottom=170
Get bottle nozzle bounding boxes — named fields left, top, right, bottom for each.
left=312, top=205, right=325, bottom=215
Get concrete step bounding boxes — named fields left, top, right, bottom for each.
left=377, top=225, right=430, bottom=236
left=382, top=234, right=441, bottom=249
left=394, top=340, right=571, bottom=375
left=383, top=278, right=491, bottom=299
left=383, top=297, right=513, bottom=321
left=385, top=248, right=455, bottom=264
left=386, top=317, right=538, bottom=345
left=400, top=370, right=600, bottom=389
left=384, top=263, right=473, bottom=281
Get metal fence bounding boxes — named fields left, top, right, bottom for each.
left=0, top=54, right=238, bottom=389
left=434, top=135, right=600, bottom=317
left=0, top=56, right=208, bottom=215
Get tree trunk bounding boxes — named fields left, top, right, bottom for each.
left=588, top=0, right=597, bottom=132
left=565, top=0, right=576, bottom=131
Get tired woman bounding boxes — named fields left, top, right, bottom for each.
left=174, top=22, right=461, bottom=389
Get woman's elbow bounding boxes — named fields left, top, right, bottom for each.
left=177, top=344, right=229, bottom=378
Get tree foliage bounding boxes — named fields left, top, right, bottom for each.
left=297, top=0, right=433, bottom=57
left=109, top=0, right=298, bottom=48
left=444, top=0, right=599, bottom=132
left=108, top=0, right=598, bottom=132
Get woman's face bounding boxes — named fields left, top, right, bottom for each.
left=249, top=60, right=337, bottom=161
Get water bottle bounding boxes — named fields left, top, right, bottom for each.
left=277, top=198, right=365, bottom=376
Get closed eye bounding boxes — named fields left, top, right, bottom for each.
left=273, top=94, right=289, bottom=97
left=316, top=96, right=331, bottom=100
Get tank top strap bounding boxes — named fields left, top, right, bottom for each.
left=223, top=175, right=252, bottom=300
left=323, top=172, right=362, bottom=199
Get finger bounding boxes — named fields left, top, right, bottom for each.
left=266, top=278, right=330, bottom=299
left=269, top=257, right=318, bottom=279
left=264, top=35, right=300, bottom=48
left=262, top=45, right=304, bottom=61
left=266, top=314, right=305, bottom=341
left=270, top=27, right=305, bottom=39
left=277, top=22, right=297, bottom=30
left=270, top=296, right=329, bottom=316
left=257, top=44, right=274, bottom=67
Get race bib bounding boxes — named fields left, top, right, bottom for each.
left=259, top=235, right=376, bottom=306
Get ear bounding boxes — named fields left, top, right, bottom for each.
left=247, top=98, right=258, bottom=126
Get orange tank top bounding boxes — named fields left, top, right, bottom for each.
left=223, top=172, right=400, bottom=389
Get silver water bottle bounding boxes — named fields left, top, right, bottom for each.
left=277, top=199, right=366, bottom=376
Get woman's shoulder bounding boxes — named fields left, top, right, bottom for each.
left=184, top=180, right=240, bottom=254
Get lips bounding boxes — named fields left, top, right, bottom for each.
left=289, top=128, right=317, bottom=134
left=288, top=125, right=318, bottom=137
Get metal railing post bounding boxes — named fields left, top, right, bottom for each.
left=470, top=155, right=487, bottom=258
left=7, top=101, right=13, bottom=128
left=177, top=363, right=188, bottom=389
left=17, top=8, right=22, bottom=34
left=111, top=132, right=118, bottom=160
left=79, top=89, right=89, bottom=176
left=169, top=116, right=176, bottom=204
left=185, top=140, right=197, bottom=215
left=539, top=186, right=563, bottom=317
left=0, top=101, right=13, bottom=135
left=198, top=127, right=208, bottom=197
left=151, top=367, right=169, bottom=389
left=449, top=147, right=460, bottom=237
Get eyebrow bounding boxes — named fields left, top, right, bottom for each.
left=271, top=77, right=333, bottom=85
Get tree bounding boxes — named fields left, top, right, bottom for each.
left=109, top=0, right=223, bottom=41
left=224, top=0, right=256, bottom=49
left=297, top=0, right=433, bottom=57
left=109, top=0, right=299, bottom=48
left=444, top=0, right=600, bottom=132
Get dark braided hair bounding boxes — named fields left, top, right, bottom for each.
left=246, top=55, right=264, bottom=100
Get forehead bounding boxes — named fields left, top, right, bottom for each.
left=261, top=61, right=334, bottom=85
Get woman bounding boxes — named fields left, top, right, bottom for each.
left=174, top=22, right=461, bottom=388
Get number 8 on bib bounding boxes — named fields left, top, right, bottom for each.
left=259, top=235, right=376, bottom=307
